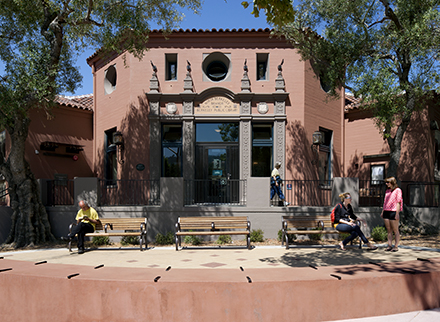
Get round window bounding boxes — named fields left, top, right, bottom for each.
left=104, top=65, right=117, bottom=94
left=207, top=61, right=227, bottom=81
left=202, top=52, right=230, bottom=82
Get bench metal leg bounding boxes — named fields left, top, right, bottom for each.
left=285, top=234, right=290, bottom=250
left=139, top=235, right=143, bottom=251
left=144, top=234, right=148, bottom=250
left=175, top=234, right=179, bottom=251
left=247, top=235, right=251, bottom=250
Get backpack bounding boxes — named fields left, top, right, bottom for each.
left=330, top=204, right=341, bottom=223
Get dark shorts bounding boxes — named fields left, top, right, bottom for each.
left=383, top=211, right=397, bottom=220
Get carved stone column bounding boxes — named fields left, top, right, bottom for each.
left=181, top=93, right=196, bottom=181
left=146, top=96, right=161, bottom=181
left=273, top=119, right=286, bottom=178
left=237, top=92, right=253, bottom=180
left=182, top=119, right=195, bottom=181
left=240, top=119, right=251, bottom=179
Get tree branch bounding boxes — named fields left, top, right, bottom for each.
left=379, top=0, right=404, bottom=30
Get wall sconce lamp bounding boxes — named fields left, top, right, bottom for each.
left=311, top=131, right=323, bottom=165
left=113, top=131, right=124, bottom=164
left=312, top=131, right=324, bottom=145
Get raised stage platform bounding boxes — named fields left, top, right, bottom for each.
left=1, top=245, right=440, bottom=321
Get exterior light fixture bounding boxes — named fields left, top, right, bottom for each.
left=112, top=131, right=124, bottom=164
left=312, top=131, right=324, bottom=145
left=311, top=131, right=323, bottom=165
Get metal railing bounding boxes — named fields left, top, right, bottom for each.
left=283, top=180, right=332, bottom=206
left=0, top=186, right=8, bottom=206
left=359, top=180, right=386, bottom=207
left=184, top=179, right=247, bottom=206
left=359, top=181, right=440, bottom=207
left=43, top=177, right=439, bottom=208
left=47, top=179, right=75, bottom=206
left=401, top=181, right=440, bottom=207
left=98, top=179, right=160, bottom=206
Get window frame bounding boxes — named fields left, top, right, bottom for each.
left=251, top=123, right=273, bottom=177
left=162, top=124, right=183, bottom=177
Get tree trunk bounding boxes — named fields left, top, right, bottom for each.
left=2, top=113, right=54, bottom=248
left=386, top=86, right=415, bottom=179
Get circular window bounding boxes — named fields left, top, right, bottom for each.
left=202, top=52, right=230, bottom=82
left=207, top=61, right=227, bottom=81
left=104, top=65, right=117, bottom=94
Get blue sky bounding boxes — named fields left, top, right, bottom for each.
left=65, top=1, right=270, bottom=96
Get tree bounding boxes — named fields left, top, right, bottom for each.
left=0, top=0, right=201, bottom=248
left=244, top=0, right=440, bottom=178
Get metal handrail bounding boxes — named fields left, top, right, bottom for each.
left=282, top=180, right=332, bottom=206
left=184, top=179, right=247, bottom=206
left=47, top=179, right=75, bottom=206
left=0, top=187, right=8, bottom=205
left=98, top=179, right=160, bottom=206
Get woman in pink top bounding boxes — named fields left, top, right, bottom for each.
left=380, top=177, right=403, bottom=252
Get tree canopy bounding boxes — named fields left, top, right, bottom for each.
left=244, top=0, right=440, bottom=177
left=0, top=0, right=202, bottom=247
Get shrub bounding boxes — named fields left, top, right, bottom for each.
left=277, top=229, right=296, bottom=243
left=121, top=235, right=139, bottom=246
left=155, top=231, right=174, bottom=245
left=92, top=235, right=110, bottom=246
left=308, top=228, right=322, bottom=241
left=250, top=229, right=265, bottom=243
left=184, top=235, right=202, bottom=245
left=217, top=235, right=232, bottom=244
left=371, top=226, right=388, bottom=241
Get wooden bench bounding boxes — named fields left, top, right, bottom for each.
left=175, top=216, right=251, bottom=250
left=281, top=215, right=362, bottom=250
left=68, top=217, right=148, bottom=251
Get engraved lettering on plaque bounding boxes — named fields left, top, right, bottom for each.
left=195, top=96, right=239, bottom=114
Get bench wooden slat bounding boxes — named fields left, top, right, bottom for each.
left=68, top=217, right=148, bottom=252
left=175, top=216, right=251, bottom=250
left=281, top=215, right=361, bottom=249
left=176, top=231, right=250, bottom=236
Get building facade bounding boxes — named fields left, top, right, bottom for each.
left=87, top=28, right=344, bottom=207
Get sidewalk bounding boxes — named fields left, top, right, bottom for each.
left=2, top=244, right=439, bottom=269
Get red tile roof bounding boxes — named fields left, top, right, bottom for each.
left=345, top=93, right=361, bottom=111
left=55, top=94, right=93, bottom=111
left=86, top=28, right=273, bottom=64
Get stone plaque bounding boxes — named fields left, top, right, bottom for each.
left=166, top=102, right=177, bottom=114
left=257, top=102, right=269, bottom=114
left=195, top=96, right=239, bottom=114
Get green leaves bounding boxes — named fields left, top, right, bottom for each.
left=0, top=0, right=202, bottom=127
left=242, top=0, right=296, bottom=26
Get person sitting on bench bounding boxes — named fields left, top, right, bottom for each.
left=64, top=200, right=99, bottom=254
left=333, top=192, right=377, bottom=251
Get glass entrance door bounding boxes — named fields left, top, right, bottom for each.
left=193, top=122, right=240, bottom=204
left=195, top=144, right=239, bottom=204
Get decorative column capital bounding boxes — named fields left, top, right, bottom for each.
left=149, top=60, right=160, bottom=93
left=241, top=59, right=251, bottom=92
left=183, top=60, right=194, bottom=92
left=275, top=59, right=285, bottom=92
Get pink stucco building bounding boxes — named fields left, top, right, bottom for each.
left=86, top=29, right=344, bottom=189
